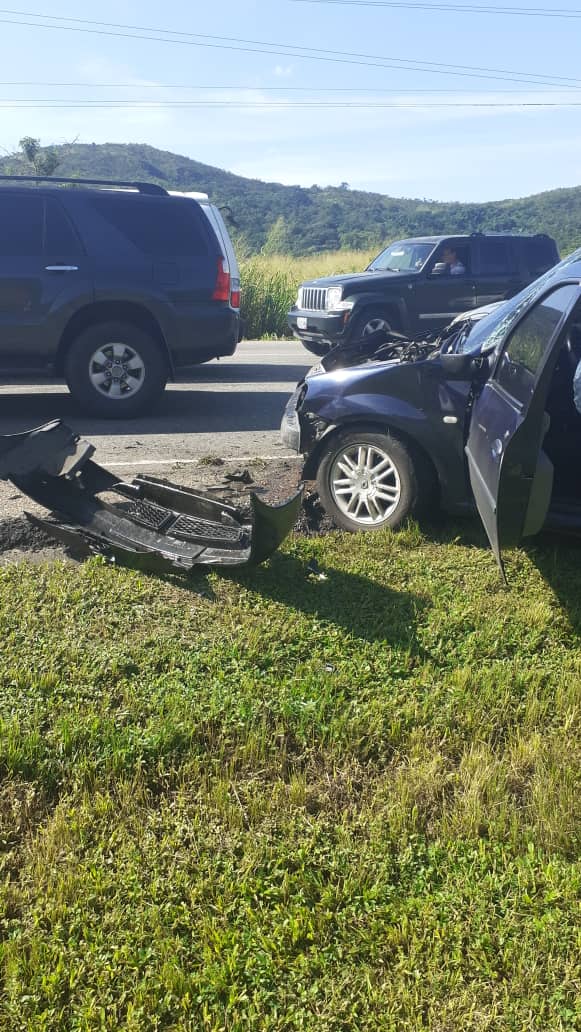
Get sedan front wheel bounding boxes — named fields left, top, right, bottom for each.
left=316, top=430, right=423, bottom=532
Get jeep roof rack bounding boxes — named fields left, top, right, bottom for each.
left=0, top=174, right=167, bottom=195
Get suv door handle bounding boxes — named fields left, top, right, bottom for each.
left=45, top=265, right=79, bottom=272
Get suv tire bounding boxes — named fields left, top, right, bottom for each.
left=65, top=322, right=168, bottom=418
left=348, top=307, right=396, bottom=342
left=316, top=429, right=425, bottom=531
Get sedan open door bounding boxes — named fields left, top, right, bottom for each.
left=465, top=282, right=581, bottom=579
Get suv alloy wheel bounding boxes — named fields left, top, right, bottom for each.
left=65, top=321, right=168, bottom=418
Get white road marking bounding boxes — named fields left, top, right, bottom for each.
left=106, top=454, right=298, bottom=468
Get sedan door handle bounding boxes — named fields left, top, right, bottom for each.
left=45, top=265, right=79, bottom=272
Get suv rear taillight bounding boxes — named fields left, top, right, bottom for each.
left=230, top=278, right=241, bottom=309
left=212, top=258, right=231, bottom=302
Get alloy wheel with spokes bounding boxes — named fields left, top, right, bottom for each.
left=89, top=340, right=146, bottom=400
left=330, top=442, right=401, bottom=525
left=359, top=316, right=392, bottom=337
left=347, top=307, right=395, bottom=344
left=65, top=321, right=168, bottom=418
left=317, top=429, right=422, bottom=532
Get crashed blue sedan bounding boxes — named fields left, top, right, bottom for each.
left=282, top=249, right=581, bottom=576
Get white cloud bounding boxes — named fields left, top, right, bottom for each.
left=274, top=65, right=294, bottom=78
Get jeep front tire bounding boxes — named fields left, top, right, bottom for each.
left=347, top=307, right=396, bottom=343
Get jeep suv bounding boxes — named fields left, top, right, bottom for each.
left=0, top=175, right=241, bottom=417
left=288, top=232, right=559, bottom=357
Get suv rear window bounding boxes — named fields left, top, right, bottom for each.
left=477, top=239, right=514, bottom=276
left=45, top=197, right=83, bottom=255
left=90, top=195, right=211, bottom=256
left=524, top=237, right=559, bottom=277
left=0, top=193, right=43, bottom=255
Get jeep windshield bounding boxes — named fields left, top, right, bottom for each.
left=367, top=240, right=435, bottom=273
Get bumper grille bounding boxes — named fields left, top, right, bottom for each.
left=300, top=287, right=327, bottom=311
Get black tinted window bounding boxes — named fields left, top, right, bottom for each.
left=91, top=196, right=210, bottom=256
left=0, top=193, right=43, bottom=255
left=494, top=284, right=578, bottom=406
left=45, top=198, right=82, bottom=254
left=478, top=239, right=513, bottom=276
left=524, top=237, right=558, bottom=277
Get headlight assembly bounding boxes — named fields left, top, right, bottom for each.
left=326, top=286, right=343, bottom=310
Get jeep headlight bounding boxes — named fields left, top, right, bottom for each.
left=326, top=286, right=343, bottom=310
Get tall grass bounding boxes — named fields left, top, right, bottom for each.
left=240, top=250, right=373, bottom=339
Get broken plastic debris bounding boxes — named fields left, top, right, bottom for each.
left=223, top=469, right=254, bottom=485
left=0, top=420, right=301, bottom=573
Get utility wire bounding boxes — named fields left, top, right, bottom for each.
left=0, top=100, right=579, bottom=108
left=0, top=10, right=580, bottom=90
left=0, top=81, right=579, bottom=94
left=291, top=0, right=581, bottom=17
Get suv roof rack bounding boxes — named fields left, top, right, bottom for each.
left=0, top=174, right=167, bottom=195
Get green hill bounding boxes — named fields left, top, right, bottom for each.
left=2, top=141, right=581, bottom=256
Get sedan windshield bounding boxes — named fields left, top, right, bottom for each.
left=368, top=240, right=435, bottom=273
left=457, top=247, right=581, bottom=355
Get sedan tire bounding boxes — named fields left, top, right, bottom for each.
left=316, top=429, right=424, bottom=532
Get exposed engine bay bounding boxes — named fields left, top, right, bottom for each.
left=315, top=319, right=469, bottom=373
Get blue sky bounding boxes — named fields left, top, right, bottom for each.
left=0, top=1, right=579, bottom=202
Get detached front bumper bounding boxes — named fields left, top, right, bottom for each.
left=0, top=420, right=301, bottom=572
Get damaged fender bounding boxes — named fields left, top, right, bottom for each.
left=0, top=420, right=302, bottom=572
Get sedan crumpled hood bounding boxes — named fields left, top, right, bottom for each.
left=0, top=420, right=301, bottom=572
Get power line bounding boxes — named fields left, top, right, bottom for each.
left=0, top=99, right=579, bottom=108
left=0, top=81, right=579, bottom=94
left=291, top=0, right=581, bottom=17
left=0, top=10, right=580, bottom=90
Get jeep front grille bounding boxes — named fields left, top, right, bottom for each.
left=300, top=287, right=327, bottom=311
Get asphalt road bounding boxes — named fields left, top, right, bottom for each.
left=0, top=339, right=314, bottom=468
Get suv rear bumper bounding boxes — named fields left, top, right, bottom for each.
left=287, top=308, right=347, bottom=347
left=172, top=304, right=240, bottom=366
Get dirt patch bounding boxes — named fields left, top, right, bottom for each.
left=0, top=457, right=336, bottom=566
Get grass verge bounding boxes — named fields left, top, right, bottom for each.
left=0, top=524, right=580, bottom=1030
left=240, top=251, right=373, bottom=339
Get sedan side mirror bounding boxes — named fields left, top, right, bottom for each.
left=439, top=351, right=487, bottom=379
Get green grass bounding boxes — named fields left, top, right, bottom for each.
left=0, top=525, right=580, bottom=1030
left=240, top=251, right=373, bottom=339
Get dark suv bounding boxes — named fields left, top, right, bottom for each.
left=0, top=175, right=241, bottom=417
left=288, top=232, right=560, bottom=357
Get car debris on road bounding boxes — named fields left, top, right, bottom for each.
left=0, top=420, right=301, bottom=573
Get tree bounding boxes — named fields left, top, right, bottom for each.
left=18, top=136, right=60, bottom=176
left=261, top=216, right=292, bottom=255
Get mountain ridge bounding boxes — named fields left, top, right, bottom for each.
left=1, top=141, right=580, bottom=256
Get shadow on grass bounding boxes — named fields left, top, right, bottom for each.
left=425, top=513, right=581, bottom=631
left=529, top=532, right=581, bottom=635
left=227, top=551, right=427, bottom=648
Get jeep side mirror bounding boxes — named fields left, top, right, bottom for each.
left=430, top=262, right=448, bottom=277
